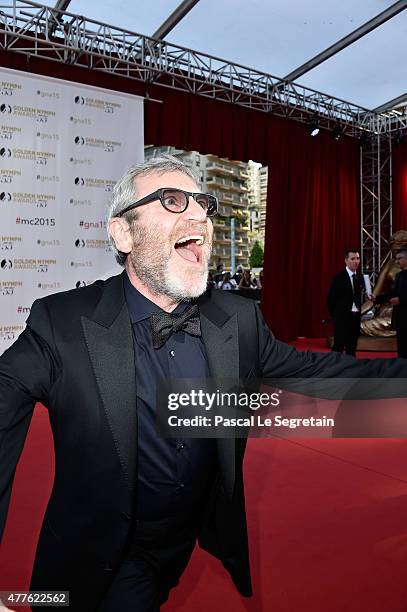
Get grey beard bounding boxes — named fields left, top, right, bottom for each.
left=129, top=223, right=210, bottom=300
left=163, top=264, right=209, bottom=300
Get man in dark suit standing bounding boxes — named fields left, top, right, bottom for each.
left=1, top=158, right=407, bottom=611
left=327, top=249, right=365, bottom=356
left=375, top=249, right=407, bottom=357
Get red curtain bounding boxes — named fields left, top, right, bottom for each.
left=263, top=120, right=360, bottom=340
left=1, top=50, right=361, bottom=341
left=146, top=87, right=360, bottom=340
left=393, top=140, right=407, bottom=231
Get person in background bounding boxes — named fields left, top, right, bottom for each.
left=375, top=248, right=407, bottom=358
left=239, top=269, right=256, bottom=290
left=360, top=230, right=407, bottom=337
left=218, top=272, right=237, bottom=290
left=232, top=265, right=243, bottom=285
left=207, top=271, right=217, bottom=289
left=327, top=249, right=364, bottom=356
left=214, top=263, right=224, bottom=284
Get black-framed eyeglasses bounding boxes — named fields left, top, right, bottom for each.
left=116, top=188, right=218, bottom=218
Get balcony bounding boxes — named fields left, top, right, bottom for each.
left=217, top=206, right=232, bottom=217
left=217, top=191, right=234, bottom=202
left=206, top=176, right=248, bottom=193
left=210, top=190, right=249, bottom=206
left=212, top=247, right=229, bottom=257
left=206, top=163, right=235, bottom=177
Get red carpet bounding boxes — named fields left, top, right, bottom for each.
left=2, top=340, right=407, bottom=611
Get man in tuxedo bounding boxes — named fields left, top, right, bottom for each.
left=327, top=250, right=364, bottom=356
left=1, top=157, right=407, bottom=611
left=375, top=249, right=407, bottom=357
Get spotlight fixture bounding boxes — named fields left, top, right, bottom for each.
left=308, top=116, right=320, bottom=137
left=332, top=125, right=343, bottom=141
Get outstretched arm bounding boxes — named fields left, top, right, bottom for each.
left=0, top=300, right=59, bottom=542
left=254, top=302, right=407, bottom=379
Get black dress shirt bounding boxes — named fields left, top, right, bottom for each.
left=123, top=273, right=216, bottom=520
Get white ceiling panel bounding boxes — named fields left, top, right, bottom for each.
left=25, top=0, right=407, bottom=110
left=296, top=11, right=407, bottom=110
left=165, top=0, right=397, bottom=76
left=67, top=0, right=182, bottom=33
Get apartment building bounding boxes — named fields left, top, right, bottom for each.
left=144, top=146, right=252, bottom=270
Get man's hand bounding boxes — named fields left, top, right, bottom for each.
left=0, top=604, right=13, bottom=611
left=390, top=297, right=400, bottom=305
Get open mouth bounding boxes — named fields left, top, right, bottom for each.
left=174, top=234, right=204, bottom=264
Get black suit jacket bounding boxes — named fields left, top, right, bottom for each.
left=376, top=269, right=407, bottom=330
left=1, top=272, right=407, bottom=609
left=327, top=269, right=364, bottom=319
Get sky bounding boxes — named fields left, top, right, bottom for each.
left=34, top=0, right=407, bottom=109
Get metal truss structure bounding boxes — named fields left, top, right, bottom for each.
left=1, top=1, right=406, bottom=136
left=360, top=135, right=393, bottom=283
left=0, top=0, right=405, bottom=278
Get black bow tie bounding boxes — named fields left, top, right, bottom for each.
left=150, top=303, right=201, bottom=349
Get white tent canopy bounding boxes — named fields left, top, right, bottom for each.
left=39, top=0, right=407, bottom=112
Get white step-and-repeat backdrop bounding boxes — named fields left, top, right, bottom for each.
left=0, top=68, right=144, bottom=353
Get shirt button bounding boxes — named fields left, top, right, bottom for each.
left=179, top=481, right=185, bottom=488
left=177, top=443, right=185, bottom=452
left=169, top=350, right=175, bottom=358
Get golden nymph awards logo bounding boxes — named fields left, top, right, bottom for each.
left=0, top=236, right=22, bottom=251
left=74, top=95, right=120, bottom=113
left=74, top=177, right=115, bottom=191
left=74, top=239, right=110, bottom=250
left=0, top=125, right=22, bottom=140
left=0, top=325, right=24, bottom=342
left=1, top=280, right=22, bottom=296
left=10, top=258, right=57, bottom=271
left=11, top=106, right=56, bottom=122
left=74, top=136, right=122, bottom=153
left=0, top=169, right=21, bottom=184
left=1, top=81, right=22, bottom=96
left=11, top=149, right=56, bottom=163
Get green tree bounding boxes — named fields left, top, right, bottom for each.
left=249, top=241, right=264, bottom=268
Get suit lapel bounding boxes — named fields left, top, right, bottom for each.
left=81, top=280, right=241, bottom=499
left=199, top=294, right=239, bottom=499
left=82, top=273, right=137, bottom=493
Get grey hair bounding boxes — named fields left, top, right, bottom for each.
left=106, top=154, right=201, bottom=266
